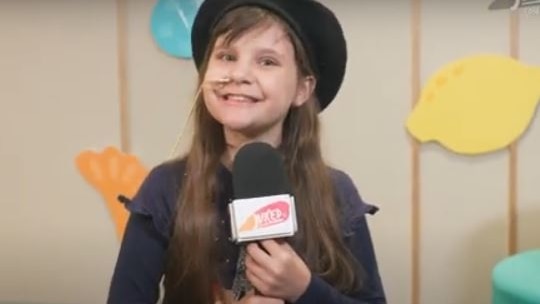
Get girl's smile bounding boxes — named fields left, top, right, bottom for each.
left=216, top=90, right=262, bottom=105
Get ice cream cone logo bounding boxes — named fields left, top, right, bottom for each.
left=239, top=201, right=290, bottom=232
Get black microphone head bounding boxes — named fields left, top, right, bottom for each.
left=232, top=142, right=290, bottom=199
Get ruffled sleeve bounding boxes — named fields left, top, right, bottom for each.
left=107, top=160, right=186, bottom=304
left=293, top=168, right=386, bottom=303
left=123, top=160, right=185, bottom=241
left=330, top=169, right=379, bottom=237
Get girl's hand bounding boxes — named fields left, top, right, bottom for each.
left=245, top=239, right=311, bottom=302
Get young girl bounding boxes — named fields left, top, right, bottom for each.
left=108, top=0, right=386, bottom=303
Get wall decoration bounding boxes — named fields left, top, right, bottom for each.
left=75, top=146, right=148, bottom=240
left=406, top=54, right=540, bottom=155
left=150, top=0, right=202, bottom=59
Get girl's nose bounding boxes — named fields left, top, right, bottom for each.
left=229, top=60, right=254, bottom=85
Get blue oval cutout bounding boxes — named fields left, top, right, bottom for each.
left=150, top=0, right=201, bottom=59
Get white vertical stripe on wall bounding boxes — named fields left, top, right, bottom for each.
left=320, top=2, right=412, bottom=304
left=0, top=1, right=120, bottom=303
left=517, top=9, right=540, bottom=252
left=116, top=0, right=131, bottom=153
left=420, top=1, right=510, bottom=304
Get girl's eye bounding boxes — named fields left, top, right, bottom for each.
left=260, top=58, right=278, bottom=66
left=217, top=53, right=235, bottom=61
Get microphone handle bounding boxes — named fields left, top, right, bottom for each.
left=232, top=245, right=254, bottom=300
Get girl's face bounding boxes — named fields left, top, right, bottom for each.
left=202, top=20, right=314, bottom=142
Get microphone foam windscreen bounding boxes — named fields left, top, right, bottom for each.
left=232, top=142, right=291, bottom=199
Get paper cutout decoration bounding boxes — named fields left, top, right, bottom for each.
left=76, top=146, right=148, bottom=240
left=406, top=54, right=540, bottom=155
left=150, top=0, right=202, bottom=59
left=489, top=0, right=540, bottom=11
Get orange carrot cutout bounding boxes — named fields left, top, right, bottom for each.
left=75, top=146, right=148, bottom=240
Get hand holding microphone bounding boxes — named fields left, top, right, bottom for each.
left=244, top=239, right=311, bottom=303
left=229, top=142, right=311, bottom=303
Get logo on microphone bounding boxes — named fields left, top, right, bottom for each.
left=229, top=194, right=297, bottom=242
left=239, top=201, right=290, bottom=232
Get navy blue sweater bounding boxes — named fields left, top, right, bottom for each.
left=107, top=159, right=386, bottom=303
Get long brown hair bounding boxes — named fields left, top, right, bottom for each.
left=164, top=6, right=364, bottom=304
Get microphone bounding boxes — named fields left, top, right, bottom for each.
left=229, top=142, right=297, bottom=243
left=229, top=142, right=298, bottom=300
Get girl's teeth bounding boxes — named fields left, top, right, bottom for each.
left=227, top=94, right=252, bottom=102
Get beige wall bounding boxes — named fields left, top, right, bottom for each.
left=1, top=1, right=539, bottom=304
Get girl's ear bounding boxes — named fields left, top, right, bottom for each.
left=292, top=75, right=316, bottom=107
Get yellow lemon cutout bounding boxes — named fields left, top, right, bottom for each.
left=406, top=54, right=540, bottom=155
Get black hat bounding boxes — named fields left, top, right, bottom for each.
left=191, top=0, right=347, bottom=112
